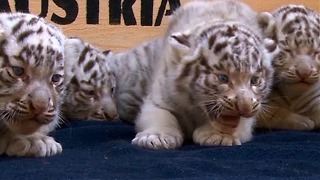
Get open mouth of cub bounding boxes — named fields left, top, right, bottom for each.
left=215, top=115, right=240, bottom=128
left=207, top=110, right=241, bottom=128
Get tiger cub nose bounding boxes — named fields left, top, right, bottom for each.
left=235, top=97, right=256, bottom=117
left=295, top=60, right=312, bottom=79
left=296, top=69, right=311, bottom=79
left=30, top=100, right=48, bottom=115
left=28, top=87, right=51, bottom=115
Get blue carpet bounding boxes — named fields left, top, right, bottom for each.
left=1, top=121, right=320, bottom=179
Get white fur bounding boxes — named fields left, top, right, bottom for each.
left=0, top=12, right=65, bottom=157
left=132, top=100, right=183, bottom=149
left=132, top=0, right=270, bottom=149
left=256, top=5, right=320, bottom=130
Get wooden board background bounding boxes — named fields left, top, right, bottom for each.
left=6, top=0, right=320, bottom=52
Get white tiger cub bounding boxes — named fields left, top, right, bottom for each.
left=0, top=13, right=65, bottom=157
left=257, top=5, right=320, bottom=130
left=132, top=0, right=276, bottom=149
left=106, top=38, right=163, bottom=123
left=63, top=37, right=117, bottom=121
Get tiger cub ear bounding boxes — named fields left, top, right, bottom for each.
left=169, top=31, right=193, bottom=56
left=262, top=38, right=280, bottom=68
left=257, top=12, right=277, bottom=41
left=103, top=50, right=111, bottom=55
left=169, top=31, right=193, bottom=54
left=169, top=31, right=203, bottom=63
left=64, top=37, right=86, bottom=60
left=170, top=32, right=191, bottom=48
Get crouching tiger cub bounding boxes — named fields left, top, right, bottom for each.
left=0, top=13, right=65, bottom=157
left=62, top=37, right=117, bottom=121
left=63, top=37, right=160, bottom=122
left=132, top=0, right=277, bottom=149
left=106, top=38, right=163, bottom=123
left=257, top=5, right=320, bottom=130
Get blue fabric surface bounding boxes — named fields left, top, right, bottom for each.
left=1, top=120, right=319, bottom=179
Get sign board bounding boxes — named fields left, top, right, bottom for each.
left=3, top=0, right=320, bottom=52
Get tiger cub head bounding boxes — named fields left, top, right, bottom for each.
left=0, top=13, right=65, bottom=135
left=168, top=23, right=276, bottom=122
left=63, top=37, right=117, bottom=121
left=258, top=5, right=320, bottom=94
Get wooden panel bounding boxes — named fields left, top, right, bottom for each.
left=6, top=0, right=320, bottom=52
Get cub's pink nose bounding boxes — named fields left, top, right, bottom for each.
left=28, top=87, right=50, bottom=115
left=295, top=56, right=313, bottom=79
left=30, top=101, right=48, bottom=115
left=296, top=69, right=311, bottom=79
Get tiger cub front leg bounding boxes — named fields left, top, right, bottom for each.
left=274, top=113, right=314, bottom=130
left=257, top=107, right=315, bottom=131
left=308, top=105, right=320, bottom=129
left=193, top=116, right=242, bottom=146
left=132, top=101, right=184, bottom=150
left=3, top=131, right=62, bottom=157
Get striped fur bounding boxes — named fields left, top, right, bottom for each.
left=132, top=0, right=276, bottom=150
left=257, top=5, right=320, bottom=130
left=62, top=37, right=117, bottom=121
left=107, top=38, right=163, bottom=123
left=0, top=12, right=65, bottom=157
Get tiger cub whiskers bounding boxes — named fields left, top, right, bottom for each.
left=257, top=4, right=320, bottom=130
left=0, top=12, right=65, bottom=157
left=131, top=0, right=277, bottom=150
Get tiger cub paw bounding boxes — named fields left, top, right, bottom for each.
left=193, top=124, right=241, bottom=146
left=132, top=131, right=183, bottom=150
left=287, top=114, right=315, bottom=131
left=296, top=118, right=315, bottom=131
left=5, top=135, right=62, bottom=157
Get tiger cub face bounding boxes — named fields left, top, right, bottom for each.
left=0, top=13, right=65, bottom=135
left=258, top=5, right=320, bottom=93
left=63, top=38, right=117, bottom=121
left=171, top=23, right=274, bottom=121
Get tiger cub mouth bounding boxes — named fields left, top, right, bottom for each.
left=216, top=115, right=240, bottom=128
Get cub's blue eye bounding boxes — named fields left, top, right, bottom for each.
left=218, top=74, right=229, bottom=83
left=250, top=76, right=260, bottom=85
left=51, top=74, right=62, bottom=83
left=12, top=66, right=24, bottom=76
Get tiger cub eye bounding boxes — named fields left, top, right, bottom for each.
left=51, top=74, right=63, bottom=83
left=250, top=76, right=260, bottom=86
left=12, top=66, right=25, bottom=76
left=218, top=74, right=229, bottom=83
